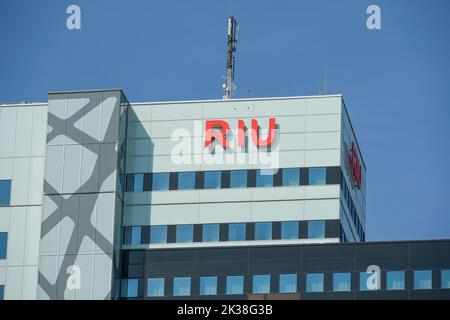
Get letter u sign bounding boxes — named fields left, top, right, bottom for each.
left=205, top=118, right=277, bottom=148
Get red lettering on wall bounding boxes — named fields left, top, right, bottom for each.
left=205, top=120, right=230, bottom=148
left=251, top=118, right=276, bottom=147
left=237, top=119, right=245, bottom=147
left=205, top=118, right=277, bottom=149
left=349, top=142, right=362, bottom=189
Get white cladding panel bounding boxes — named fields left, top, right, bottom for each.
left=0, top=104, right=46, bottom=300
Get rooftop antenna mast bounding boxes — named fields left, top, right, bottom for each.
left=319, top=64, right=328, bottom=95
left=223, top=16, right=239, bottom=99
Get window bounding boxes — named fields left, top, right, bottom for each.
left=282, top=168, right=299, bottom=186
left=147, top=278, right=164, bottom=297
left=306, top=273, right=324, bottom=292
left=308, top=220, right=325, bottom=239
left=256, top=169, right=273, bottom=187
left=204, top=171, right=221, bottom=189
left=0, top=180, right=11, bottom=206
left=230, top=170, right=247, bottom=188
left=122, top=279, right=139, bottom=298
left=123, top=226, right=141, bottom=245
left=173, top=277, right=191, bottom=296
left=359, top=272, right=376, bottom=291
left=176, top=224, right=193, bottom=243
left=279, top=274, right=297, bottom=293
left=152, top=173, right=169, bottom=191
left=229, top=223, right=246, bottom=241
left=333, top=273, right=351, bottom=292
left=0, top=284, right=3, bottom=300
left=281, top=221, right=299, bottom=240
left=441, top=270, right=450, bottom=289
left=255, top=222, right=272, bottom=240
left=0, top=232, right=7, bottom=260
left=178, top=172, right=196, bottom=190
left=202, top=224, right=219, bottom=242
left=309, top=168, right=326, bottom=185
left=386, top=271, right=405, bottom=290
left=200, top=276, right=217, bottom=296
left=226, top=276, right=244, bottom=295
left=253, top=275, right=270, bottom=294
left=133, top=174, right=144, bottom=192
left=414, top=270, right=432, bottom=289
left=150, top=225, right=167, bottom=244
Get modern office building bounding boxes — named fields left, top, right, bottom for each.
left=0, top=89, right=449, bottom=300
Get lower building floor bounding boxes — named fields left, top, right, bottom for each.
left=119, top=239, right=450, bottom=300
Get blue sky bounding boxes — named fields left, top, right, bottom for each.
left=1, top=0, right=449, bottom=241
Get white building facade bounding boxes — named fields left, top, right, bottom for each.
left=0, top=89, right=366, bottom=299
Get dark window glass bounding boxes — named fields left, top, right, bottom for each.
left=152, top=173, right=169, bottom=191
left=282, top=168, right=299, bottom=186
left=441, top=270, right=450, bottom=289
left=178, top=172, right=196, bottom=190
left=0, top=180, right=12, bottom=206
left=306, top=273, right=324, bottom=292
left=226, top=276, right=244, bottom=295
left=256, top=169, right=274, bottom=187
left=333, top=273, right=351, bottom=292
left=414, top=270, right=432, bottom=289
left=204, top=171, right=221, bottom=189
left=147, top=278, right=164, bottom=297
left=126, top=174, right=134, bottom=192
left=0, top=285, right=3, bottom=300
left=309, top=168, right=326, bottom=185
left=281, top=221, right=299, bottom=239
left=173, top=277, right=191, bottom=296
left=150, top=225, right=167, bottom=244
left=176, top=224, right=193, bottom=243
left=386, top=271, right=405, bottom=290
left=228, top=223, right=246, bottom=241
left=279, top=274, right=297, bottom=293
left=308, top=220, right=325, bottom=239
left=253, top=275, right=270, bottom=294
left=359, top=272, right=376, bottom=291
left=202, top=224, right=220, bottom=242
left=0, top=232, right=7, bottom=260
left=200, top=276, right=217, bottom=296
left=255, top=222, right=272, bottom=240
left=133, top=174, right=144, bottom=192
left=121, top=279, right=139, bottom=298
left=230, top=170, right=247, bottom=188
left=123, top=227, right=141, bottom=245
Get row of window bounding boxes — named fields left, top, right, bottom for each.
left=0, top=232, right=7, bottom=260
left=122, top=269, right=450, bottom=298
left=0, top=180, right=11, bottom=206
left=125, top=166, right=340, bottom=192
left=123, top=220, right=328, bottom=245
left=340, top=175, right=365, bottom=241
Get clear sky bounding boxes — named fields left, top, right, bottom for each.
left=1, top=0, right=449, bottom=241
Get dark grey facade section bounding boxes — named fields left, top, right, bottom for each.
left=120, top=240, right=450, bottom=300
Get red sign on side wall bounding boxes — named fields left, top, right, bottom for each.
left=345, top=142, right=362, bottom=189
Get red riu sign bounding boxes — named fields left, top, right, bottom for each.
left=346, top=142, right=362, bottom=189
left=205, top=118, right=276, bottom=148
